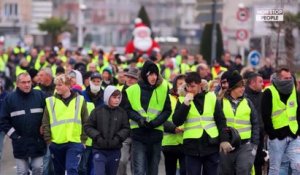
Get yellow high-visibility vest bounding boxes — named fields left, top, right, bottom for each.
left=268, top=85, right=298, bottom=134
left=15, top=66, right=27, bottom=76
left=126, top=80, right=168, bottom=131
left=162, top=95, right=183, bottom=146
left=46, top=95, right=84, bottom=144
left=179, top=92, right=219, bottom=139
left=180, top=63, right=196, bottom=74
left=85, top=102, right=95, bottom=146
left=223, top=98, right=252, bottom=140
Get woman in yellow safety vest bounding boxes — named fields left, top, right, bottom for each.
left=162, top=74, right=186, bottom=175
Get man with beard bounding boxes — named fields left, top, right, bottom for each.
left=125, top=18, right=159, bottom=56
left=244, top=72, right=265, bottom=175
left=215, top=71, right=230, bottom=100
left=262, top=67, right=300, bottom=174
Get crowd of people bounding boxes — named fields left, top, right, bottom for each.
left=0, top=43, right=299, bottom=175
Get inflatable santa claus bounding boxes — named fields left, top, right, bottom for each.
left=125, top=18, right=160, bottom=56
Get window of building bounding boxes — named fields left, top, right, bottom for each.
left=4, top=3, right=18, bottom=17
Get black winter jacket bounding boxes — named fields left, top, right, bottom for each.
left=245, top=87, right=263, bottom=129
left=0, top=88, right=46, bottom=159
left=172, top=92, right=228, bottom=157
left=123, top=79, right=172, bottom=144
left=84, top=105, right=130, bottom=150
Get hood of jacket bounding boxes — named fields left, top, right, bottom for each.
left=139, top=61, right=163, bottom=89
left=103, top=85, right=121, bottom=105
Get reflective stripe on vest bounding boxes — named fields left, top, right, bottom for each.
left=46, top=95, right=84, bottom=144
left=162, top=95, right=183, bottom=146
left=85, top=102, right=95, bottom=146
left=268, top=85, right=298, bottom=134
left=223, top=98, right=252, bottom=140
left=180, top=92, right=219, bottom=139
left=126, top=80, right=168, bottom=131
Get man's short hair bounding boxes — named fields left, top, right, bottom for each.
left=16, top=72, right=31, bottom=82
left=185, top=72, right=201, bottom=84
left=40, top=67, right=53, bottom=78
left=244, top=72, right=261, bottom=86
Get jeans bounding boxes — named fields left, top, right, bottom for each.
left=186, top=152, right=218, bottom=175
left=219, top=143, right=256, bottom=175
left=117, top=138, right=132, bottom=175
left=0, top=131, right=5, bottom=160
left=268, top=137, right=300, bottom=175
left=49, top=142, right=84, bottom=175
left=15, top=156, right=43, bottom=175
left=163, top=148, right=185, bottom=175
left=93, top=149, right=121, bottom=175
left=131, top=139, right=161, bottom=175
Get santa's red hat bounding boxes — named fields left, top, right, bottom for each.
left=133, top=18, right=151, bottom=37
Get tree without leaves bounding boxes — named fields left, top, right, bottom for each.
left=266, top=12, right=300, bottom=71
left=38, top=17, right=74, bottom=46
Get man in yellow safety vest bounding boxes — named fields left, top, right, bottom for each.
left=172, top=72, right=228, bottom=175
left=124, top=60, right=171, bottom=175
left=262, top=67, right=300, bottom=175
left=42, top=74, right=89, bottom=175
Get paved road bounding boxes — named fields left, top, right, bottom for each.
left=0, top=136, right=15, bottom=175
left=0, top=136, right=165, bottom=175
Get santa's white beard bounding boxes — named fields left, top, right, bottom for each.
left=133, top=37, right=152, bottom=52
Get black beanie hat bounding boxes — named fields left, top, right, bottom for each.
left=227, top=71, right=243, bottom=89
left=221, top=71, right=231, bottom=81
left=141, top=61, right=159, bottom=83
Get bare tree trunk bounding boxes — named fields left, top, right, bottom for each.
left=285, top=27, right=295, bottom=71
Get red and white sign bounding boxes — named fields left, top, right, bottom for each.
left=237, top=8, right=249, bottom=22
left=236, top=29, right=248, bottom=41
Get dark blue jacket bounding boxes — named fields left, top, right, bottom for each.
left=81, top=86, right=104, bottom=107
left=0, top=88, right=46, bottom=159
left=0, top=91, right=8, bottom=132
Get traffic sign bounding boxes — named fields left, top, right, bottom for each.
left=248, top=50, right=261, bottom=67
left=236, top=29, right=248, bottom=41
left=237, top=8, right=249, bottom=22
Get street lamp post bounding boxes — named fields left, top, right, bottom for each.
left=78, top=0, right=86, bottom=47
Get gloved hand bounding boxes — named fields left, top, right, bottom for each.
left=137, top=118, right=147, bottom=128
left=219, top=141, right=234, bottom=154
left=144, top=121, right=154, bottom=129
left=183, top=93, right=194, bottom=105
left=96, top=135, right=105, bottom=145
